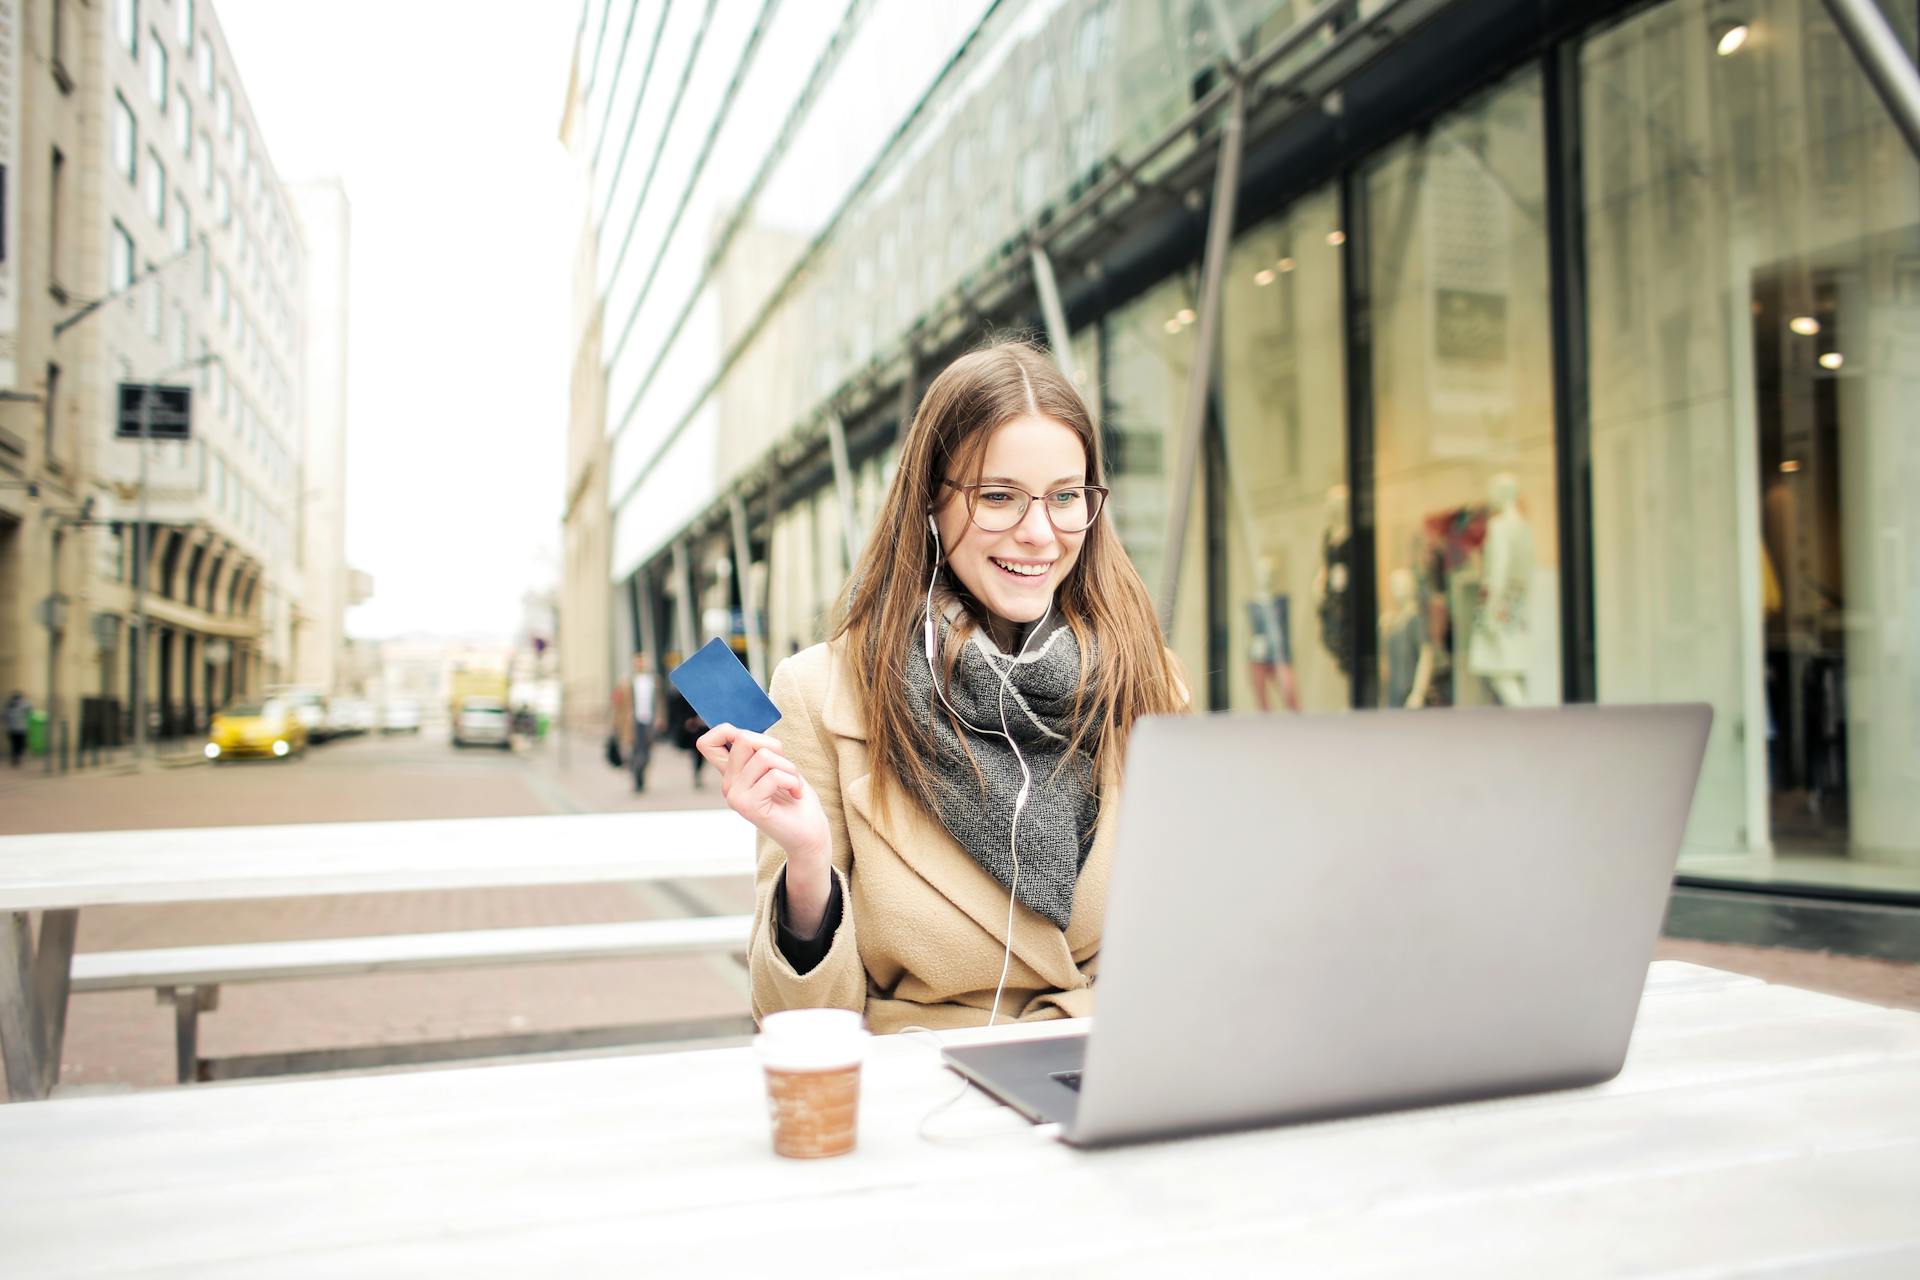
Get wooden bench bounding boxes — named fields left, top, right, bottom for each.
left=70, top=914, right=756, bottom=1083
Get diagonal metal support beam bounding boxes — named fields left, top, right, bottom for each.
left=825, top=411, right=862, bottom=574
left=1821, top=0, right=1920, bottom=162
left=728, top=492, right=768, bottom=685
left=1157, top=82, right=1248, bottom=635
left=1029, top=244, right=1078, bottom=385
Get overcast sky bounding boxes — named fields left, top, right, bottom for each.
left=219, top=1, right=580, bottom=642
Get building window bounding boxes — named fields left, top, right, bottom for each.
left=175, top=90, right=192, bottom=152
left=44, top=364, right=61, bottom=454
left=116, top=0, right=138, bottom=57
left=50, top=0, right=73, bottom=84
left=197, top=132, right=213, bottom=193
left=146, top=28, right=168, bottom=110
left=236, top=124, right=249, bottom=176
left=177, top=0, right=194, bottom=51
left=215, top=265, right=229, bottom=322
left=216, top=81, right=232, bottom=137
left=1217, top=186, right=1351, bottom=714
left=1364, top=69, right=1559, bottom=713
left=1582, top=0, right=1920, bottom=875
left=172, top=302, right=190, bottom=365
left=49, top=148, right=66, bottom=293
left=196, top=38, right=213, bottom=95
left=144, top=149, right=167, bottom=226
left=215, top=172, right=231, bottom=224
left=113, top=93, right=138, bottom=183
left=172, top=194, right=190, bottom=254
left=111, top=221, right=135, bottom=291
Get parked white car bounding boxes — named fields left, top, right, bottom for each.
left=452, top=697, right=512, bottom=749
left=380, top=699, right=423, bottom=735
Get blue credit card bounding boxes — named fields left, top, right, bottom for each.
left=668, top=638, right=781, bottom=736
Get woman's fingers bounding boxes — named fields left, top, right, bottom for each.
left=727, top=746, right=800, bottom=800
left=745, top=766, right=804, bottom=807
left=695, top=724, right=783, bottom=770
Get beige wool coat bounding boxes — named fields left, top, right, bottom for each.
left=748, top=638, right=1124, bottom=1035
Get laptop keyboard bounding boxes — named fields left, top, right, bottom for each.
left=1049, top=1069, right=1084, bottom=1092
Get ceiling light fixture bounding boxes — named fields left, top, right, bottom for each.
left=1789, top=315, right=1820, bottom=336
left=1715, top=21, right=1750, bottom=56
left=1254, top=269, right=1276, bottom=286
left=1819, top=351, right=1844, bottom=370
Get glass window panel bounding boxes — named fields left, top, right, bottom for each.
left=1366, top=68, right=1559, bottom=712
left=116, top=0, right=138, bottom=56
left=113, top=94, right=138, bottom=182
left=147, top=29, right=168, bottom=109
left=1583, top=0, right=1920, bottom=879
left=175, top=89, right=192, bottom=151
left=1104, top=273, right=1209, bottom=688
left=111, top=222, right=135, bottom=291
left=178, top=0, right=194, bottom=51
left=144, top=149, right=167, bottom=225
left=1219, top=183, right=1351, bottom=712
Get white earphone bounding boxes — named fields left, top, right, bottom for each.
left=923, top=509, right=1045, bottom=1028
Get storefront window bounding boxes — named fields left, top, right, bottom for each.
left=1365, top=68, right=1560, bottom=711
left=1583, top=0, right=1920, bottom=882
left=1104, top=274, right=1210, bottom=690
left=1217, top=184, right=1350, bottom=712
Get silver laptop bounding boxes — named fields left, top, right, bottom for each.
left=943, top=703, right=1713, bottom=1147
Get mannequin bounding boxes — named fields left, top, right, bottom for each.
left=1246, top=553, right=1301, bottom=712
left=1312, top=485, right=1353, bottom=676
left=1468, top=472, right=1534, bottom=706
left=1381, top=567, right=1434, bottom=709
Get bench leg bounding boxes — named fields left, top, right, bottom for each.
left=0, top=910, right=78, bottom=1102
left=0, top=913, right=47, bottom=1101
left=158, top=985, right=221, bottom=1085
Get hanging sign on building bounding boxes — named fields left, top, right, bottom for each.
left=115, top=383, right=194, bottom=440
left=0, top=0, right=19, bottom=388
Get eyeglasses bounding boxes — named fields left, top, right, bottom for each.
left=941, top=480, right=1109, bottom=534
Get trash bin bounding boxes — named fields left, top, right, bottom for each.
left=27, top=710, right=48, bottom=757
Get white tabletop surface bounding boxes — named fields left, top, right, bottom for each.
left=0, top=810, right=752, bottom=911
left=2, top=962, right=1917, bottom=1277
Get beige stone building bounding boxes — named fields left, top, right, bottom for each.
left=287, top=177, right=350, bottom=696
left=0, top=0, right=309, bottom=760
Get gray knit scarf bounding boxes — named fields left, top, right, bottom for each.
left=902, top=596, right=1101, bottom=931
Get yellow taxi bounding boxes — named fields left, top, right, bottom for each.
left=205, top=698, right=309, bottom=763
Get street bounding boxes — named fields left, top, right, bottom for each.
left=1, top=727, right=746, bottom=1098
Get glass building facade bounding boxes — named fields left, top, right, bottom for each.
left=567, top=0, right=1920, bottom=895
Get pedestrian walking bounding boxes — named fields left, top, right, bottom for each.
left=629, top=652, right=661, bottom=792
left=4, top=691, right=29, bottom=767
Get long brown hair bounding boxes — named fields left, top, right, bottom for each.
left=832, top=341, right=1185, bottom=819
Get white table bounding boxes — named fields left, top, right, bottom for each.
left=1, top=963, right=1916, bottom=1277
left=0, top=811, right=751, bottom=1099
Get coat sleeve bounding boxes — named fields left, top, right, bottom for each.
left=748, top=652, right=867, bottom=1023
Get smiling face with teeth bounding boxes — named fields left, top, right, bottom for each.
left=933, top=412, right=1090, bottom=648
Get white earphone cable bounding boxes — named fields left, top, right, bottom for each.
left=923, top=515, right=1046, bottom=1029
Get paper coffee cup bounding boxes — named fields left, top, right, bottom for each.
left=756, top=1009, right=870, bottom=1159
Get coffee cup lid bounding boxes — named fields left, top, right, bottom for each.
left=756, top=1008, right=869, bottom=1070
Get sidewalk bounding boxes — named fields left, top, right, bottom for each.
left=518, top=727, right=729, bottom=816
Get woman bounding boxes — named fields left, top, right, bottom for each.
left=699, top=342, right=1185, bottom=1033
